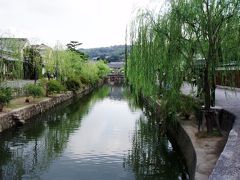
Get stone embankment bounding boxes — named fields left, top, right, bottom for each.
left=209, top=87, right=240, bottom=180
left=182, top=83, right=240, bottom=180
left=0, top=83, right=99, bottom=133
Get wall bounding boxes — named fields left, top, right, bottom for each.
left=0, top=82, right=100, bottom=133
left=167, top=123, right=196, bottom=180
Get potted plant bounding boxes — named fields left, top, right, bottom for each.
left=0, top=87, right=12, bottom=112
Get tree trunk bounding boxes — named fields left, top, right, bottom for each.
left=204, top=62, right=211, bottom=110
left=203, top=60, right=213, bottom=133
left=211, top=72, right=216, bottom=107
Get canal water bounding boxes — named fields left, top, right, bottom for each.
left=0, top=85, right=188, bottom=180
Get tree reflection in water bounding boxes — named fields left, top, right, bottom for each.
left=0, top=86, right=110, bottom=180
left=0, top=86, right=188, bottom=180
left=123, top=105, right=189, bottom=180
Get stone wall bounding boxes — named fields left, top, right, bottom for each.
left=209, top=110, right=237, bottom=180
left=167, top=123, right=197, bottom=180
left=0, top=81, right=101, bottom=133
left=151, top=99, right=196, bottom=180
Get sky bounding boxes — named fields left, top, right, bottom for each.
left=0, top=0, right=164, bottom=48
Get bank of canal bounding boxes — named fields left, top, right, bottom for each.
left=0, top=85, right=188, bottom=179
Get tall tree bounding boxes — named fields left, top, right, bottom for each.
left=66, top=41, right=87, bottom=60
left=175, top=0, right=240, bottom=131
left=127, top=0, right=240, bottom=131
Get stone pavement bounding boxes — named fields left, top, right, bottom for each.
left=0, top=80, right=36, bottom=89
left=209, top=87, right=240, bottom=180
left=181, top=83, right=240, bottom=180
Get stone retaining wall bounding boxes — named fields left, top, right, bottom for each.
left=154, top=99, right=235, bottom=180
left=152, top=100, right=196, bottom=180
left=167, top=123, right=197, bottom=180
left=0, top=82, right=100, bottom=133
left=209, top=110, right=238, bottom=180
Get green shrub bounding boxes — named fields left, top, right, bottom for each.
left=47, top=80, right=64, bottom=94
left=0, top=87, right=12, bottom=104
left=38, top=78, right=48, bottom=87
left=65, top=79, right=81, bottom=91
left=96, top=60, right=110, bottom=78
left=24, top=84, right=44, bottom=97
left=80, top=63, right=99, bottom=85
left=80, top=76, right=90, bottom=85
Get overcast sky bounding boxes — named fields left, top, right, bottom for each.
left=0, top=0, right=164, bottom=48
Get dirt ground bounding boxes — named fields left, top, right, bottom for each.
left=180, top=119, right=227, bottom=180
left=2, top=96, right=49, bottom=112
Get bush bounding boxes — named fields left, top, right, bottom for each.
left=80, top=63, right=99, bottom=85
left=0, top=87, right=12, bottom=104
left=47, top=80, right=64, bottom=94
left=38, top=78, right=48, bottom=87
left=65, top=79, right=81, bottom=91
left=24, top=84, right=44, bottom=97
left=96, top=60, right=110, bottom=78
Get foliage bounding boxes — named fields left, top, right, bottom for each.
left=0, top=87, right=12, bottom=104
left=80, top=62, right=99, bottom=85
left=23, top=47, right=42, bottom=80
left=0, top=37, right=26, bottom=81
left=66, top=41, right=88, bottom=60
left=38, top=78, right=49, bottom=87
left=24, top=84, right=44, bottom=97
left=96, top=60, right=111, bottom=78
left=44, top=43, right=110, bottom=88
left=65, top=78, right=81, bottom=91
left=47, top=80, right=65, bottom=94
left=127, top=8, right=183, bottom=121
left=79, top=61, right=109, bottom=85
left=127, top=0, right=240, bottom=125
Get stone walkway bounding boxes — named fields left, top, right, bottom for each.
left=209, top=87, right=240, bottom=180
left=0, top=80, right=36, bottom=89
left=181, top=83, right=240, bottom=180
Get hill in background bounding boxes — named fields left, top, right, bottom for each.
left=79, top=45, right=129, bottom=62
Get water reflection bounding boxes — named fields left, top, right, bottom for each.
left=0, top=85, right=187, bottom=180
left=123, top=113, right=188, bottom=179
left=0, top=87, right=110, bottom=179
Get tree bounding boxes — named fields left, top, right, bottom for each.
left=127, top=0, right=240, bottom=131
left=175, top=0, right=240, bottom=131
left=23, top=47, right=42, bottom=83
left=66, top=41, right=87, bottom=60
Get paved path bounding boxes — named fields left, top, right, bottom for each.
left=181, top=83, right=240, bottom=180
left=0, top=80, right=36, bottom=89
left=209, top=87, right=240, bottom=180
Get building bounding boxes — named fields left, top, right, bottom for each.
left=108, top=62, right=124, bottom=73
left=0, top=38, right=30, bottom=80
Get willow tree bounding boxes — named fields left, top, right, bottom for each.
left=174, top=0, right=240, bottom=131
left=127, top=7, right=185, bottom=122
left=127, top=0, right=240, bottom=130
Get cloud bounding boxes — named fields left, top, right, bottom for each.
left=0, top=0, right=164, bottom=48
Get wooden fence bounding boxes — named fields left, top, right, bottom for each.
left=216, top=70, right=240, bottom=88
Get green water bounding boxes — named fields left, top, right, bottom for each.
left=0, top=85, right=188, bottom=179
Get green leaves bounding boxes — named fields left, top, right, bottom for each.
left=24, top=84, right=44, bottom=97
left=127, top=0, right=240, bottom=122
left=0, top=87, right=12, bottom=104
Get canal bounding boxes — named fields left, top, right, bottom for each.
left=0, top=85, right=188, bottom=179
